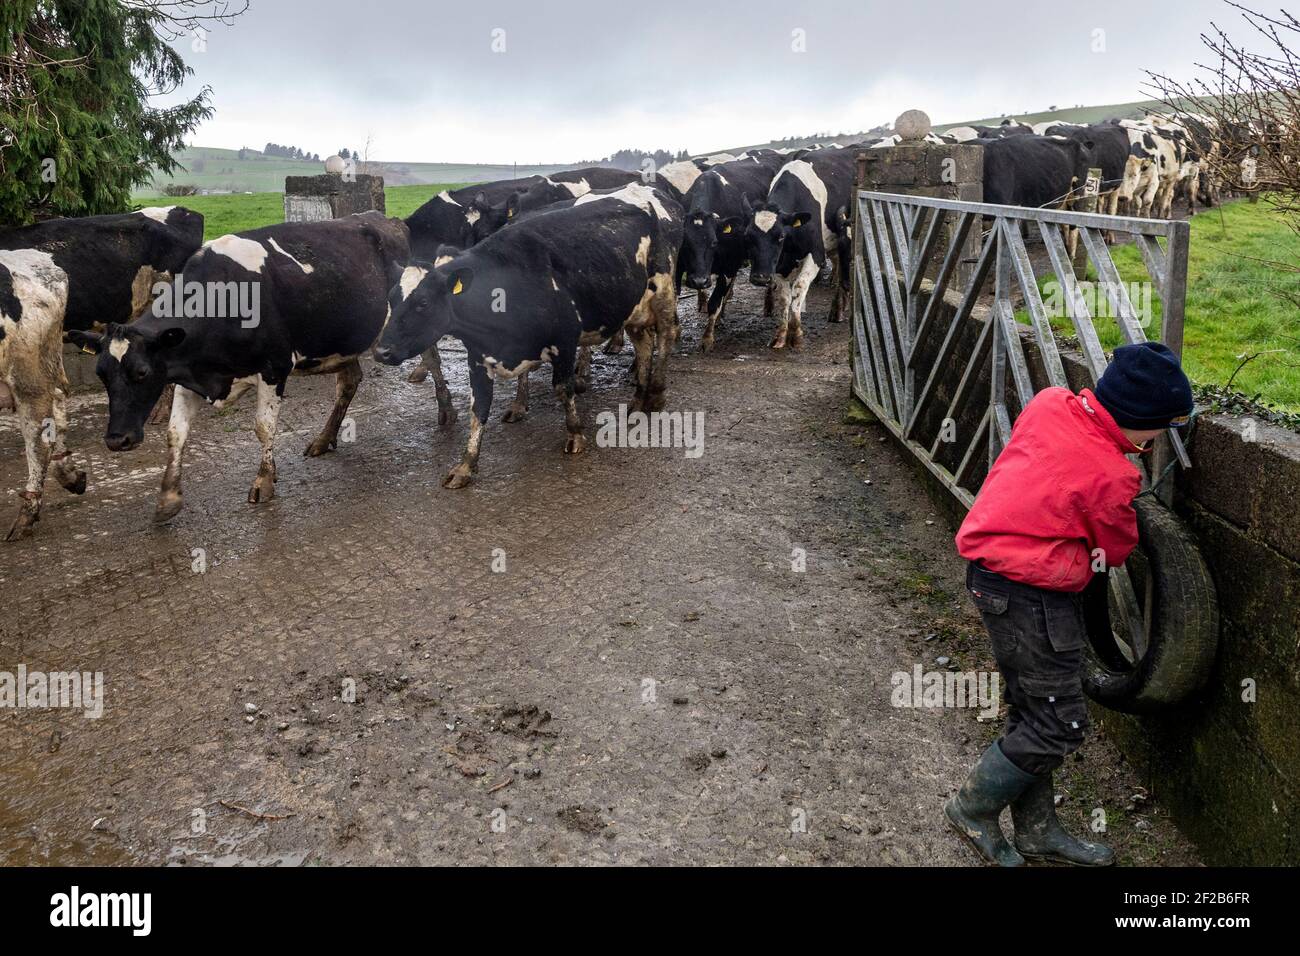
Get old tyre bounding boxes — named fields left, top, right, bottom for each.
left=1082, top=496, right=1219, bottom=713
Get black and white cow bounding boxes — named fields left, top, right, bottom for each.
left=1106, top=119, right=1185, bottom=218
left=743, top=147, right=857, bottom=349
left=1042, top=123, right=1130, bottom=217
left=68, top=212, right=411, bottom=520
left=976, top=135, right=1096, bottom=209
left=0, top=207, right=203, bottom=539
left=405, top=177, right=544, bottom=259
left=649, top=159, right=710, bottom=204
left=404, top=177, right=544, bottom=384
left=680, top=157, right=780, bottom=350
left=373, top=183, right=682, bottom=489
left=468, top=167, right=642, bottom=244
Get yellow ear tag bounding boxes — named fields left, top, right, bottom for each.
left=722, top=224, right=732, bottom=234
left=81, top=346, right=96, bottom=355
left=506, top=209, right=514, bottom=218
left=452, top=278, right=464, bottom=295
left=792, top=218, right=803, bottom=229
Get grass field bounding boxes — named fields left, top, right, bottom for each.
left=132, top=183, right=466, bottom=240
left=1022, top=198, right=1300, bottom=410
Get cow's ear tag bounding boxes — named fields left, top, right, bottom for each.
left=81, top=346, right=96, bottom=355
left=792, top=218, right=803, bottom=229
left=722, top=224, right=732, bottom=234
left=506, top=209, right=514, bottom=219
left=452, top=278, right=464, bottom=295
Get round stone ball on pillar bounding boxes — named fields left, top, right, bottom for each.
left=324, top=154, right=346, bottom=175
left=895, top=110, right=932, bottom=143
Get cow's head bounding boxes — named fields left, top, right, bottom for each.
left=680, top=210, right=742, bottom=290
left=468, top=191, right=521, bottom=245
left=374, top=254, right=470, bottom=366
left=744, top=196, right=811, bottom=286
left=67, top=324, right=186, bottom=451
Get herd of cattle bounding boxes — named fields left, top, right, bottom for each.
left=0, top=112, right=1240, bottom=539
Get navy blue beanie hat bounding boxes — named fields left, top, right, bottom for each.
left=1094, top=342, right=1193, bottom=429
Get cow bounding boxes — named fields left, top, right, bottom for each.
left=468, top=167, right=642, bottom=244
left=405, top=177, right=543, bottom=259
left=974, top=119, right=1034, bottom=138
left=732, top=149, right=789, bottom=173
left=651, top=159, right=710, bottom=203
left=1110, top=120, right=1177, bottom=218
left=0, top=207, right=203, bottom=539
left=976, top=135, right=1095, bottom=209
left=679, top=157, right=780, bottom=350
left=1042, top=123, right=1131, bottom=218
left=743, top=148, right=857, bottom=350
left=404, top=177, right=545, bottom=385
left=372, top=183, right=682, bottom=490
left=67, top=212, right=411, bottom=521
left=550, top=166, right=642, bottom=190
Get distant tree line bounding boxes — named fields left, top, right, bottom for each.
left=257, top=143, right=320, bottom=161
left=575, top=148, right=689, bottom=171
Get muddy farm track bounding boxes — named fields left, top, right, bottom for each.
left=0, top=274, right=1199, bottom=866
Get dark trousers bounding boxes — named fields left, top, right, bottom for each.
left=966, top=562, right=1090, bottom=776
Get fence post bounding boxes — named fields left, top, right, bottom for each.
left=1150, top=217, right=1191, bottom=506
left=1071, top=166, right=1103, bottom=279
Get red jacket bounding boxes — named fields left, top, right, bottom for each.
left=956, top=387, right=1142, bottom=592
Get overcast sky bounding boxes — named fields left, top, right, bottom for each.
left=164, top=0, right=1241, bottom=162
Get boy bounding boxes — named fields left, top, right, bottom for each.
left=946, top=342, right=1193, bottom=866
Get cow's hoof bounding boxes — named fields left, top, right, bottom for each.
left=438, top=403, right=458, bottom=429
left=442, top=465, right=474, bottom=489
left=575, top=378, right=590, bottom=395
left=564, top=433, right=587, bottom=455
left=5, top=509, right=37, bottom=541
left=155, top=493, right=183, bottom=522
left=304, top=435, right=337, bottom=457
left=57, top=468, right=87, bottom=495
left=247, top=476, right=276, bottom=503
left=645, top=392, right=666, bottom=413
left=769, top=336, right=787, bottom=350
left=788, top=335, right=805, bottom=352
left=700, top=336, right=715, bottom=354
left=603, top=337, right=624, bottom=356
left=501, top=407, right=527, bottom=424
left=407, top=367, right=430, bottom=384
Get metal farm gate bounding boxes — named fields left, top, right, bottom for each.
left=849, top=190, right=1194, bottom=671
left=850, top=191, right=1191, bottom=500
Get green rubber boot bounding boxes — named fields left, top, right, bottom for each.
left=1011, top=776, right=1115, bottom=866
left=944, top=742, right=1037, bottom=867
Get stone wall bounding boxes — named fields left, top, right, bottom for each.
left=284, top=173, right=385, bottom=222
left=1104, top=415, right=1300, bottom=864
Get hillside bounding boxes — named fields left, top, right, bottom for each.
left=707, top=98, right=1167, bottom=156
left=138, top=146, right=587, bottom=196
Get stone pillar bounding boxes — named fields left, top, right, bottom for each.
left=854, top=110, right=982, bottom=287
left=284, top=161, right=385, bottom=222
